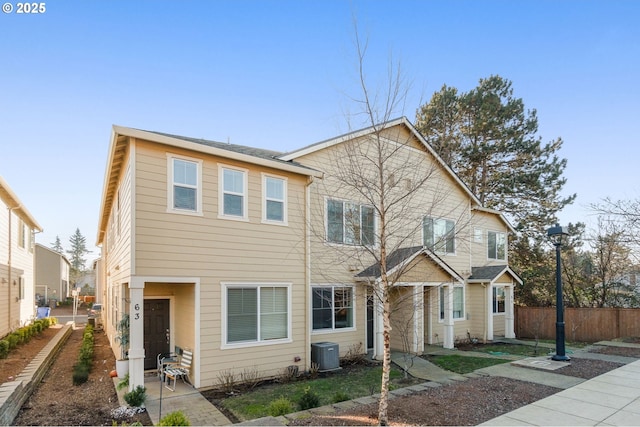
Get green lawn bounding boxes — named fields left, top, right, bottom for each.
left=221, top=365, right=414, bottom=421
left=427, top=354, right=512, bottom=374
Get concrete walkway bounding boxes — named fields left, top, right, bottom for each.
left=115, top=374, right=231, bottom=426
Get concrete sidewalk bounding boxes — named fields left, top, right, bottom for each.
left=481, top=358, right=640, bottom=425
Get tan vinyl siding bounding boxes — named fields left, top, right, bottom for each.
left=466, top=284, right=487, bottom=340
left=470, top=210, right=509, bottom=266
left=125, top=140, right=310, bottom=387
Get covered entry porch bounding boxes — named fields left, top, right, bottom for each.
left=124, top=276, right=199, bottom=391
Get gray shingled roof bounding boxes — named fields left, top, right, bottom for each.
left=143, top=130, right=313, bottom=169
left=468, top=265, right=509, bottom=281
left=356, top=246, right=424, bottom=278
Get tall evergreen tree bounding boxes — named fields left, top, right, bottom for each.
left=67, top=228, right=89, bottom=273
left=51, top=235, right=63, bottom=253
left=415, top=75, right=575, bottom=239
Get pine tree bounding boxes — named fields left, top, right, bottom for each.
left=415, top=75, right=576, bottom=239
left=51, top=235, right=63, bottom=253
left=66, top=228, right=89, bottom=277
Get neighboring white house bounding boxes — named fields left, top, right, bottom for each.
left=0, top=175, right=43, bottom=337
left=35, top=243, right=71, bottom=305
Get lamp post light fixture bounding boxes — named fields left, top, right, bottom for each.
left=547, top=224, right=570, bottom=362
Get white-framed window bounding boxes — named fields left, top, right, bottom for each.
left=18, top=276, right=24, bottom=300
left=167, top=155, right=202, bottom=215
left=262, top=174, right=287, bottom=224
left=312, top=285, right=354, bottom=331
left=488, top=231, right=506, bottom=260
left=424, top=217, right=455, bottom=254
left=439, top=285, right=464, bottom=320
left=219, top=165, right=248, bottom=220
left=493, top=286, right=506, bottom=314
left=326, top=199, right=375, bottom=246
left=223, top=283, right=291, bottom=347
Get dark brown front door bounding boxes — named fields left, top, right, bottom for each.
left=144, top=299, right=170, bottom=370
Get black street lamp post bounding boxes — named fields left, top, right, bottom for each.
left=547, top=224, right=570, bottom=362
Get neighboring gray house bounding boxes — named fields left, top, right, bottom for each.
left=35, top=243, right=71, bottom=305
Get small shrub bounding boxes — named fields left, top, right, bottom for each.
left=0, top=340, right=9, bottom=359
left=216, top=369, right=236, bottom=394
left=308, top=361, right=320, bottom=379
left=332, top=391, right=350, bottom=403
left=117, top=373, right=129, bottom=391
left=341, top=342, right=365, bottom=365
left=124, top=385, right=146, bottom=407
left=72, top=364, right=90, bottom=385
left=240, top=367, right=261, bottom=391
left=297, top=386, right=320, bottom=410
left=279, top=365, right=298, bottom=383
left=267, top=397, right=294, bottom=417
left=158, top=410, right=191, bottom=426
left=7, top=333, right=19, bottom=349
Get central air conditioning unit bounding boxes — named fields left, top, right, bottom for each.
left=311, top=342, right=340, bottom=371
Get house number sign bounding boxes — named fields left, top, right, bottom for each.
left=134, top=303, right=141, bottom=320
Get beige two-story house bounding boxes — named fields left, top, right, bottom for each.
left=97, top=127, right=323, bottom=390
left=0, top=176, right=42, bottom=338
left=281, top=117, right=521, bottom=358
left=35, top=243, right=71, bottom=305
left=97, top=118, right=521, bottom=391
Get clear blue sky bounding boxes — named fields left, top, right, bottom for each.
left=1, top=0, right=638, bottom=260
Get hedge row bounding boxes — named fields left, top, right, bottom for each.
left=0, top=317, right=58, bottom=359
left=72, top=324, right=94, bottom=385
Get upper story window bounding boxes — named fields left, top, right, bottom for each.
left=488, top=231, right=506, bottom=260
left=493, top=286, right=506, bottom=314
left=168, top=155, right=202, bottom=215
left=423, top=217, right=455, bottom=254
left=326, top=199, right=375, bottom=246
left=263, top=174, right=287, bottom=224
left=18, top=220, right=26, bottom=249
left=220, top=165, right=248, bottom=220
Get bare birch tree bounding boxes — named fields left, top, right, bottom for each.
left=305, top=27, right=471, bottom=425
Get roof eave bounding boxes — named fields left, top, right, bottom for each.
left=114, top=126, right=323, bottom=179
left=0, top=175, right=43, bottom=232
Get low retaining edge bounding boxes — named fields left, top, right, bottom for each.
left=0, top=323, right=73, bottom=426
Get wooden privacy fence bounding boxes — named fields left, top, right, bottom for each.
left=515, top=306, right=640, bottom=343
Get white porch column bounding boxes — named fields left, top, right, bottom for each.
left=486, top=284, right=494, bottom=341
left=374, top=288, right=384, bottom=360
left=128, top=278, right=145, bottom=391
left=443, top=283, right=454, bottom=349
left=505, top=286, right=516, bottom=338
left=413, top=286, right=424, bottom=353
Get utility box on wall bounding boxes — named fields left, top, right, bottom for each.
left=311, top=342, right=340, bottom=371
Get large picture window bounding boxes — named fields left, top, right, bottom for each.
left=312, top=286, right=354, bottom=330
left=439, top=285, right=464, bottom=320
left=424, top=217, right=455, bottom=254
left=488, top=231, right=506, bottom=260
left=326, top=199, right=375, bottom=246
left=225, top=284, right=289, bottom=345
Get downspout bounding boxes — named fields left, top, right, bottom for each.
left=6, top=206, right=16, bottom=332
left=304, top=175, right=314, bottom=370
